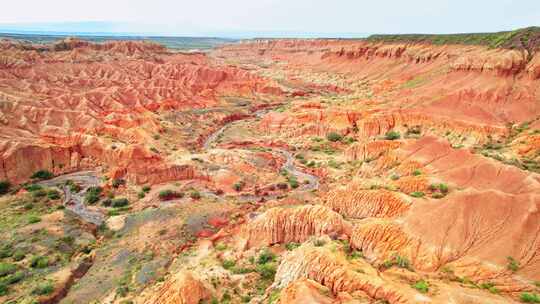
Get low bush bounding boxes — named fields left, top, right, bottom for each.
left=190, top=191, right=201, bottom=200
left=2, top=271, right=24, bottom=285
left=111, top=198, right=129, bottom=208
left=233, top=181, right=245, bottom=192
left=520, top=292, right=540, bottom=303
left=383, top=254, right=411, bottom=270
left=0, top=282, right=7, bottom=296
left=24, top=184, right=42, bottom=192
left=410, top=191, right=425, bottom=198
left=412, top=169, right=422, bottom=176
left=222, top=259, right=236, bottom=270
left=507, top=256, right=520, bottom=272
left=0, top=181, right=10, bottom=195
left=112, top=179, right=125, bottom=188
left=30, top=256, right=49, bottom=268
left=0, top=263, right=16, bottom=277
left=85, top=186, right=102, bottom=204
left=257, top=249, right=276, bottom=265
left=12, top=250, right=26, bottom=262
left=256, top=262, right=277, bottom=280
left=27, top=215, right=41, bottom=224
left=31, top=170, right=54, bottom=180
left=102, top=199, right=112, bottom=207
left=31, top=189, right=47, bottom=198
left=47, top=189, right=61, bottom=200
left=326, top=132, right=343, bottom=142
left=158, top=189, right=183, bottom=201
left=412, top=280, right=429, bottom=293
left=285, top=242, right=300, bottom=251
left=142, top=185, right=151, bottom=193
left=385, top=130, right=401, bottom=140
left=32, top=281, right=54, bottom=295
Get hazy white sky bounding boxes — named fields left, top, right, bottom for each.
left=0, top=0, right=539, bottom=36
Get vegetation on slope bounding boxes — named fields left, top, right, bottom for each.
left=367, top=26, right=540, bottom=51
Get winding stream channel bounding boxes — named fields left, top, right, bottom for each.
left=38, top=171, right=105, bottom=225
left=204, top=109, right=320, bottom=193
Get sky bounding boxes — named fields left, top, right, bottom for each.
left=0, top=0, right=539, bottom=38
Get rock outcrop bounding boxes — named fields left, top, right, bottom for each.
left=240, top=205, right=351, bottom=248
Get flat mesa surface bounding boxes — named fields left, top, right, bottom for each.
left=0, top=34, right=539, bottom=304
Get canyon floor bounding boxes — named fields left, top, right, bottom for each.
left=1, top=29, right=540, bottom=304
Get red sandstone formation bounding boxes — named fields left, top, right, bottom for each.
left=323, top=188, right=411, bottom=218
left=143, top=272, right=209, bottom=304
left=239, top=205, right=351, bottom=248
left=0, top=39, right=283, bottom=183
left=273, top=244, right=412, bottom=303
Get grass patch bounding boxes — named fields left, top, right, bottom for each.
left=385, top=130, right=401, bottom=140
left=31, top=170, right=54, bottom=180
left=521, top=293, right=540, bottom=303
left=412, top=280, right=429, bottom=293
left=410, top=191, right=425, bottom=198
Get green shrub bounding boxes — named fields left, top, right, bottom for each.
left=137, top=192, right=145, bottom=199
left=142, top=185, right=151, bottom=193
left=438, top=183, right=449, bottom=194
left=349, top=250, right=364, bottom=259
left=410, top=191, right=425, bottom=198
left=31, top=170, right=54, bottom=180
left=32, top=281, right=54, bottom=295
left=190, top=191, right=201, bottom=200
left=0, top=282, right=7, bottom=296
left=3, top=271, right=24, bottom=285
left=12, top=250, right=26, bottom=262
left=112, top=179, right=125, bottom=188
left=0, top=181, right=10, bottom=195
left=0, top=245, right=12, bottom=259
left=390, top=174, right=400, bottom=180
left=326, top=132, right=343, bottom=142
left=112, top=198, right=129, bottom=208
left=432, top=193, right=445, bottom=199
left=313, top=239, right=326, bottom=247
left=285, top=243, right=300, bottom=251
left=30, top=256, right=49, bottom=268
left=31, top=189, right=47, bottom=198
left=233, top=182, right=244, bottom=192
left=102, top=199, right=112, bottom=207
left=288, top=179, right=299, bottom=189
left=385, top=130, right=401, bottom=140
left=0, top=263, right=16, bottom=277
left=27, top=215, right=41, bottom=224
left=412, top=169, right=422, bottom=176
left=24, top=184, right=43, bottom=192
left=158, top=189, right=183, bottom=201
left=47, top=189, right=61, bottom=200
left=215, top=243, right=227, bottom=251
left=520, top=292, right=540, bottom=303
left=222, top=259, right=236, bottom=270
left=256, top=262, right=277, bottom=280
left=507, top=256, right=520, bottom=272
left=383, top=254, right=411, bottom=270
left=412, top=280, right=429, bottom=293
left=67, top=181, right=81, bottom=193
left=257, top=249, right=276, bottom=265
left=85, top=186, right=102, bottom=204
